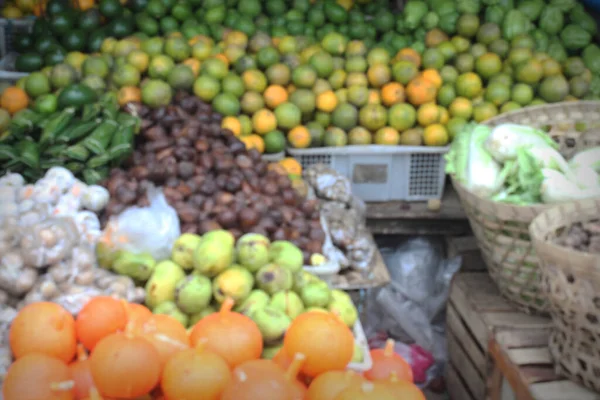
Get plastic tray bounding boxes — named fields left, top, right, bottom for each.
left=0, top=52, right=29, bottom=83
left=303, top=260, right=341, bottom=285
left=0, top=18, right=34, bottom=57
left=262, top=151, right=285, bottom=162
left=347, top=315, right=373, bottom=372
left=287, top=145, right=449, bottom=201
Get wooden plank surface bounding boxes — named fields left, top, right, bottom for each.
left=446, top=303, right=487, bottom=375
left=489, top=325, right=600, bottom=400
left=449, top=273, right=516, bottom=349
left=446, top=363, right=477, bottom=400
left=366, top=183, right=472, bottom=235
left=447, top=330, right=486, bottom=399
left=529, top=381, right=600, bottom=400
left=366, top=183, right=466, bottom=220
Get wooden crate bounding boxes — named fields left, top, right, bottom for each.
left=489, top=329, right=600, bottom=400
left=445, top=236, right=485, bottom=272
left=445, top=273, right=552, bottom=400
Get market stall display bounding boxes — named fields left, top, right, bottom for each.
left=1, top=293, right=425, bottom=400
left=529, top=198, right=600, bottom=393
left=99, top=92, right=326, bottom=261
left=1, top=0, right=600, bottom=156
left=0, top=88, right=137, bottom=183
left=446, top=101, right=600, bottom=314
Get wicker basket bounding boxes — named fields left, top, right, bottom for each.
left=452, top=101, right=600, bottom=314
left=529, top=199, right=600, bottom=392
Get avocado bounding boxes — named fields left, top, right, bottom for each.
left=136, top=15, right=159, bottom=36
left=88, top=29, right=107, bottom=53
left=45, top=47, right=67, bottom=67
left=98, top=0, right=123, bottom=18
left=36, top=37, right=61, bottom=55
left=78, top=8, right=101, bottom=31
left=159, top=16, right=179, bottom=34
left=108, top=17, right=134, bottom=38
left=62, top=30, right=87, bottom=52
left=160, top=0, right=176, bottom=11
left=13, top=36, right=33, bottom=53
left=129, top=0, right=148, bottom=12
left=46, top=0, right=70, bottom=16
left=57, top=84, right=98, bottom=109
left=32, top=19, right=50, bottom=36
left=49, top=12, right=74, bottom=35
left=15, top=53, right=44, bottom=73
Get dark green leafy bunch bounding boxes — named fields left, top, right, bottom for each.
left=0, top=91, right=139, bottom=185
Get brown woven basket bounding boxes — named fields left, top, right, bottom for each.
left=529, top=199, right=600, bottom=392
left=452, top=101, right=600, bottom=314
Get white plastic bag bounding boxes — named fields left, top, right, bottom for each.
left=101, top=185, right=180, bottom=261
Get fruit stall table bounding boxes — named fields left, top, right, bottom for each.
left=365, top=182, right=471, bottom=236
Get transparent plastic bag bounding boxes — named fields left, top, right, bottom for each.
left=346, top=227, right=375, bottom=271
left=304, top=164, right=352, bottom=204
left=365, top=237, right=462, bottom=363
left=19, top=216, right=79, bottom=268
left=101, top=185, right=180, bottom=261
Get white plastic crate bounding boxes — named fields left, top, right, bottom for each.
left=262, top=151, right=285, bottom=162
left=287, top=145, right=449, bottom=202
left=0, top=18, right=34, bottom=57
left=0, top=52, right=29, bottom=83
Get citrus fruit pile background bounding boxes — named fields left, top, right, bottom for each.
left=1, top=0, right=599, bottom=153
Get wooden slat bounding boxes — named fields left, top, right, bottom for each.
left=446, top=303, right=487, bottom=375
left=447, top=330, right=486, bottom=399
left=506, top=348, right=552, bottom=365
left=450, top=277, right=490, bottom=349
left=446, top=363, right=477, bottom=400
left=529, top=381, right=600, bottom=400
left=482, top=312, right=552, bottom=332
left=456, top=273, right=515, bottom=311
left=495, top=328, right=550, bottom=349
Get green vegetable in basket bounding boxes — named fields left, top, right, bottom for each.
left=569, top=147, right=600, bottom=173
left=483, top=123, right=558, bottom=163
left=445, top=123, right=505, bottom=197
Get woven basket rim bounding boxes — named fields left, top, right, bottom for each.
left=529, top=199, right=600, bottom=266
left=481, top=100, right=600, bottom=126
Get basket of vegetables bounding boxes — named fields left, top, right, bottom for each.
left=446, top=101, right=600, bottom=314
left=529, top=198, right=600, bottom=392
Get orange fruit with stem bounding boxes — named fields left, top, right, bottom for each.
left=285, top=353, right=308, bottom=400
left=89, top=332, right=161, bottom=399
left=306, top=370, right=365, bottom=400
left=272, top=348, right=293, bottom=370
left=189, top=297, right=263, bottom=368
left=363, top=338, right=414, bottom=382
left=9, top=302, right=76, bottom=363
left=221, top=359, right=292, bottom=400
left=377, top=372, right=426, bottom=400
left=69, top=344, right=95, bottom=400
left=3, top=353, right=74, bottom=400
left=161, top=339, right=231, bottom=400
left=76, top=296, right=128, bottom=351
left=334, top=381, right=397, bottom=400
left=283, top=311, right=354, bottom=377
left=133, top=314, right=190, bottom=367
